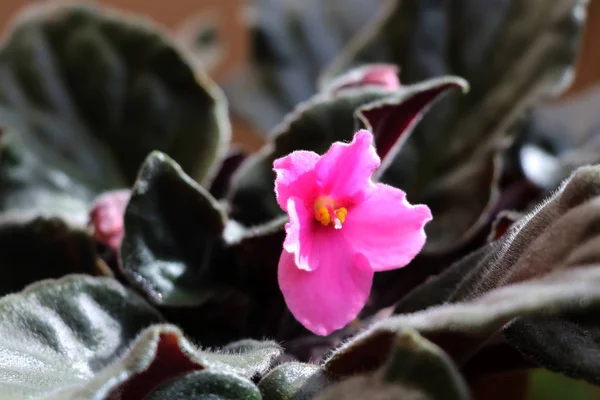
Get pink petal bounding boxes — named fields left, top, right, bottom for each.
left=274, top=150, right=320, bottom=211
left=278, top=239, right=373, bottom=336
left=283, top=196, right=341, bottom=272
left=315, top=130, right=380, bottom=203
left=343, top=183, right=432, bottom=271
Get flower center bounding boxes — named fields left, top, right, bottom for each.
left=313, top=197, right=347, bottom=229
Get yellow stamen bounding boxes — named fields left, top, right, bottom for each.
left=313, top=197, right=347, bottom=228
left=336, top=207, right=347, bottom=224
left=320, top=211, right=331, bottom=226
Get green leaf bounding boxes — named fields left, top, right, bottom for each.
left=396, top=165, right=600, bottom=311
left=390, top=165, right=600, bottom=384
left=146, top=370, right=262, bottom=400
left=228, top=86, right=386, bottom=224
left=258, top=362, right=334, bottom=400
left=317, top=329, right=469, bottom=400
left=121, top=151, right=288, bottom=346
left=0, top=214, right=99, bottom=297
left=223, top=0, right=385, bottom=133
left=0, top=275, right=281, bottom=399
left=324, top=0, right=586, bottom=253
left=0, top=2, right=229, bottom=199
left=228, top=76, right=466, bottom=224
left=380, top=329, right=470, bottom=400
left=0, top=274, right=164, bottom=399
left=0, top=128, right=94, bottom=224
left=121, top=151, right=226, bottom=306
left=325, top=265, right=600, bottom=376
left=313, top=375, right=433, bottom=400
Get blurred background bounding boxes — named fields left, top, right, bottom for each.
left=0, top=0, right=597, bottom=155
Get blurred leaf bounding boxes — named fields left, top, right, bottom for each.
left=520, top=84, right=600, bottom=191
left=224, top=0, right=385, bottom=133
left=146, top=370, right=262, bottom=400
left=121, top=151, right=226, bottom=306
left=229, top=76, right=466, bottom=224
left=525, top=369, right=600, bottom=400
left=318, top=329, right=469, bottom=400
left=323, top=0, right=585, bottom=253
left=0, top=275, right=281, bottom=399
left=258, top=362, right=334, bottom=400
left=0, top=214, right=98, bottom=297
left=0, top=2, right=229, bottom=202
left=381, top=329, right=470, bottom=400
left=314, top=375, right=428, bottom=400
left=0, top=128, right=93, bottom=224
left=209, top=147, right=247, bottom=200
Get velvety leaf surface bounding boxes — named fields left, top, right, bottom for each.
left=0, top=126, right=93, bottom=224
left=258, top=362, right=334, bottom=400
left=314, top=375, right=429, bottom=400
left=0, top=275, right=282, bottom=399
left=395, top=165, right=600, bottom=308
left=0, top=213, right=100, bottom=296
left=380, top=329, right=470, bottom=400
left=325, top=266, right=600, bottom=376
left=121, top=151, right=291, bottom=345
left=121, top=151, right=226, bottom=306
left=0, top=274, right=164, bottom=399
left=145, top=370, right=261, bottom=400
left=390, top=166, right=600, bottom=383
left=228, top=76, right=466, bottom=224
left=323, top=0, right=585, bottom=253
left=318, top=329, right=468, bottom=400
left=0, top=1, right=229, bottom=197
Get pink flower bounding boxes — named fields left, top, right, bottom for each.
left=89, top=189, right=130, bottom=251
left=274, top=130, right=432, bottom=335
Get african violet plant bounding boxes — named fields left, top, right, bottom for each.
left=0, top=0, right=599, bottom=399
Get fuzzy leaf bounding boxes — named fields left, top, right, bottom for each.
left=0, top=2, right=229, bottom=200
left=258, top=362, right=334, bottom=400
left=0, top=129, right=93, bottom=224
left=318, top=329, right=468, bottom=400
left=145, top=370, right=261, bottom=400
left=390, top=166, right=600, bottom=383
left=228, top=76, right=466, bottom=224
left=380, top=329, right=470, bottom=400
left=325, top=266, right=600, bottom=377
left=121, top=151, right=226, bottom=306
left=395, top=165, right=600, bottom=309
left=0, top=275, right=163, bottom=399
left=323, top=0, right=585, bottom=253
left=121, top=152, right=289, bottom=345
left=0, top=275, right=281, bottom=399
left=314, top=375, right=432, bottom=400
